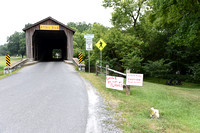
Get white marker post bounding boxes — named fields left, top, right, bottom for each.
left=84, top=34, right=94, bottom=73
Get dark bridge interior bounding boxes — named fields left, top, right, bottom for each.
left=32, top=30, right=67, bottom=61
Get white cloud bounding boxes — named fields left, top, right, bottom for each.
left=0, top=0, right=113, bottom=45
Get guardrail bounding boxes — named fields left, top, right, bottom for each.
left=4, top=59, right=28, bottom=74
left=96, top=63, right=131, bottom=95
left=72, top=58, right=85, bottom=72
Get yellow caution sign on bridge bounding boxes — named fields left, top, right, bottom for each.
left=78, top=53, right=83, bottom=64
left=6, top=54, right=10, bottom=66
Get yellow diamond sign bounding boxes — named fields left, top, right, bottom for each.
left=96, top=39, right=107, bottom=51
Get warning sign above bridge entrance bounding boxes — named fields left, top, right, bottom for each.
left=40, top=25, right=59, bottom=30
left=96, top=39, right=107, bottom=51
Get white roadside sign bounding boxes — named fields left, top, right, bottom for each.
left=126, top=73, right=143, bottom=86
left=84, top=34, right=94, bottom=39
left=86, top=38, right=93, bottom=50
left=84, top=34, right=94, bottom=72
left=84, top=34, right=94, bottom=51
left=106, top=76, right=124, bottom=90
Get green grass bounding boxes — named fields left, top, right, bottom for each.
left=80, top=72, right=200, bottom=133
left=0, top=56, right=23, bottom=75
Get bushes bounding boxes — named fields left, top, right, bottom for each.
left=142, top=59, right=200, bottom=83
left=189, top=63, right=200, bottom=82
left=143, top=59, right=172, bottom=79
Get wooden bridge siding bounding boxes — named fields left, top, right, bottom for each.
left=25, top=19, right=74, bottom=60
left=65, top=31, right=73, bottom=61
left=25, top=28, right=34, bottom=59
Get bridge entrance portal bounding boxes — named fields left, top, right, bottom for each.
left=32, top=30, right=67, bottom=61
left=23, top=17, right=75, bottom=61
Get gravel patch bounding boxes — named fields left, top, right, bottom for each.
left=83, top=78, right=122, bottom=133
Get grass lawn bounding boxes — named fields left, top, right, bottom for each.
left=0, top=56, right=23, bottom=75
left=80, top=72, right=200, bottom=133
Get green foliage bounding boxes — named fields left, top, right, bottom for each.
left=73, top=31, right=86, bottom=57
left=121, top=55, right=143, bottom=73
left=0, top=24, right=30, bottom=57
left=67, top=22, right=94, bottom=62
left=52, top=49, right=62, bottom=59
left=143, top=59, right=172, bottom=78
left=0, top=44, right=8, bottom=56
left=102, top=27, right=144, bottom=72
left=67, top=22, right=92, bottom=33
left=68, top=22, right=109, bottom=69
left=103, top=0, right=147, bottom=30
left=150, top=0, right=200, bottom=46
left=5, top=31, right=26, bottom=57
left=189, top=63, right=200, bottom=82
left=24, top=23, right=32, bottom=29
left=68, top=16, right=199, bottom=81
left=18, top=33, right=26, bottom=58
left=7, top=32, right=21, bottom=55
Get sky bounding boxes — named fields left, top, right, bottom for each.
left=0, top=0, right=113, bottom=45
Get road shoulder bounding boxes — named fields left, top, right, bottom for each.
left=81, top=76, right=122, bottom=133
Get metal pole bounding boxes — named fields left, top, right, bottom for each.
left=100, top=50, right=102, bottom=73
left=89, top=50, right=90, bottom=73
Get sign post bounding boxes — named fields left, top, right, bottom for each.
left=89, top=50, right=90, bottom=72
left=84, top=34, right=94, bottom=73
left=95, top=39, right=107, bottom=73
left=100, top=51, right=102, bottom=72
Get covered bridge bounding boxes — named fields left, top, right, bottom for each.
left=23, top=17, right=75, bottom=61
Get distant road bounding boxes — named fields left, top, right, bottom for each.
left=0, top=62, right=88, bottom=133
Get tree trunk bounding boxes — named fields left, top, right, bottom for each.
left=133, top=19, right=137, bottom=30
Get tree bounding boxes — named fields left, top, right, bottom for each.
left=0, top=44, right=8, bottom=56
left=189, top=63, right=200, bottom=82
left=103, top=0, right=147, bottom=30
left=18, top=33, right=26, bottom=58
left=67, top=22, right=92, bottom=33
left=24, top=23, right=32, bottom=29
left=105, top=27, right=144, bottom=72
left=6, top=32, right=26, bottom=57
left=143, top=59, right=172, bottom=79
left=149, top=0, right=200, bottom=46
left=73, top=31, right=86, bottom=57
left=7, top=32, right=21, bottom=55
left=67, top=22, right=93, bottom=59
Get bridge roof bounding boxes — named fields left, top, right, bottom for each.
left=23, top=16, right=75, bottom=33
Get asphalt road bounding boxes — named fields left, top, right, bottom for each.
left=0, top=62, right=88, bottom=133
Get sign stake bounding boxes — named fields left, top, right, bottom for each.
left=84, top=34, right=94, bottom=73
left=95, top=39, right=107, bottom=73
left=100, top=50, right=102, bottom=72
left=89, top=50, right=90, bottom=73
